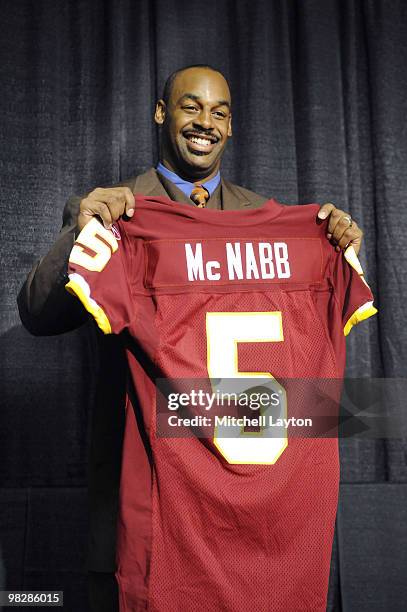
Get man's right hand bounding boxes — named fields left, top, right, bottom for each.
left=77, top=187, right=135, bottom=233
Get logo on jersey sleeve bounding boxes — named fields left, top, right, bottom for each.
left=111, top=224, right=121, bottom=240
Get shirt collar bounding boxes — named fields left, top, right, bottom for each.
left=156, top=162, right=221, bottom=199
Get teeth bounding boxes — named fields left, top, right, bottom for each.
left=188, top=136, right=213, bottom=146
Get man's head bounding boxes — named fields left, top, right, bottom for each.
left=154, top=65, right=232, bottom=181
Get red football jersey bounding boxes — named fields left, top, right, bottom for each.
left=66, top=196, right=377, bottom=612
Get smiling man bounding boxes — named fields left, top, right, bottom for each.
left=155, top=67, right=233, bottom=181
left=18, top=64, right=365, bottom=612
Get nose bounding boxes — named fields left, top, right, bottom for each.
left=194, top=107, right=214, bottom=130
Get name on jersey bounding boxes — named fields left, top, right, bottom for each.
left=185, top=242, right=290, bottom=282
left=144, top=237, right=323, bottom=288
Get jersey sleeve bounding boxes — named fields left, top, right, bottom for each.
left=331, top=245, right=378, bottom=336
left=64, top=218, right=135, bottom=334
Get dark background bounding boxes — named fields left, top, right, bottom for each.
left=1, top=0, right=406, bottom=610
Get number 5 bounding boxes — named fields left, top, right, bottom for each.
left=206, top=312, right=287, bottom=465
left=69, top=218, right=118, bottom=272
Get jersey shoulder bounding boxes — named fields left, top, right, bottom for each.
left=273, top=201, right=327, bottom=235
left=277, top=201, right=321, bottom=216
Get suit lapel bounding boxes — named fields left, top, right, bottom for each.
left=155, top=173, right=195, bottom=205
left=221, top=178, right=252, bottom=210
left=130, top=168, right=194, bottom=205
left=131, top=168, right=169, bottom=197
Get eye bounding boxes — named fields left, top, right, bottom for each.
left=213, top=111, right=226, bottom=118
left=183, top=105, right=198, bottom=112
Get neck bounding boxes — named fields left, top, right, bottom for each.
left=159, top=157, right=220, bottom=183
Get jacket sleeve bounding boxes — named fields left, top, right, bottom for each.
left=17, top=194, right=90, bottom=335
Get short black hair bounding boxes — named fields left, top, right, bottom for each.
left=161, top=64, right=228, bottom=105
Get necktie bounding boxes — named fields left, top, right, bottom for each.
left=190, top=183, right=210, bottom=208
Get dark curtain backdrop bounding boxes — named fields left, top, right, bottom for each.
left=1, top=1, right=406, bottom=610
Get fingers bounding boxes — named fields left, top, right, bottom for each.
left=325, top=209, right=351, bottom=238
left=320, top=204, right=353, bottom=244
left=334, top=227, right=363, bottom=255
left=90, top=187, right=135, bottom=217
left=318, top=203, right=351, bottom=240
left=329, top=215, right=360, bottom=249
left=78, top=187, right=135, bottom=232
left=335, top=227, right=355, bottom=250
left=77, top=201, right=114, bottom=232
left=317, top=203, right=363, bottom=256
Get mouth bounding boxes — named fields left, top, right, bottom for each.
left=183, top=131, right=219, bottom=155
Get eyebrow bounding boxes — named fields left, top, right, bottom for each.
left=177, top=93, right=231, bottom=109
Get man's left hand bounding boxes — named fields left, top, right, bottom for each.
left=317, top=203, right=363, bottom=256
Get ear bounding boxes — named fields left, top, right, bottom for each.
left=154, top=100, right=166, bottom=125
left=227, top=114, right=232, bottom=137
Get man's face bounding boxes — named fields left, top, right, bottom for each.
left=155, top=68, right=232, bottom=180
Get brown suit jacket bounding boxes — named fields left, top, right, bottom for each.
left=17, top=167, right=268, bottom=571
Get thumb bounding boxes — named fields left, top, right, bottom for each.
left=318, top=202, right=335, bottom=219
left=124, top=192, right=135, bottom=217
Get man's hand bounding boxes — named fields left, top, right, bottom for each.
left=77, top=187, right=135, bottom=233
left=317, top=203, right=363, bottom=256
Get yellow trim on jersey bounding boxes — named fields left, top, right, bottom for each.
left=65, top=274, right=112, bottom=334
left=344, top=245, right=372, bottom=289
left=344, top=302, right=378, bottom=336
left=344, top=245, right=364, bottom=275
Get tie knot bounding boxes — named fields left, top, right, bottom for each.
left=190, top=183, right=210, bottom=208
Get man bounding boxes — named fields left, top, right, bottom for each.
left=18, top=64, right=364, bottom=611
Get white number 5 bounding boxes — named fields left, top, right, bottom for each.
left=206, top=312, right=287, bottom=465
left=69, top=218, right=118, bottom=272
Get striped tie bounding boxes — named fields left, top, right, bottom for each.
left=190, top=183, right=210, bottom=208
